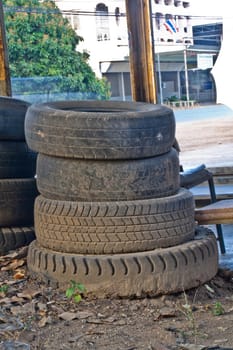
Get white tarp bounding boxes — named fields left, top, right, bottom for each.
left=211, top=11, right=233, bottom=110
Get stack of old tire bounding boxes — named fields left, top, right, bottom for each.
left=0, top=97, right=38, bottom=255
left=25, top=100, right=218, bottom=297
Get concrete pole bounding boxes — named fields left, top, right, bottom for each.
left=183, top=46, right=190, bottom=103
left=0, top=2, right=11, bottom=96
left=125, top=0, right=157, bottom=104
left=157, top=52, right=163, bottom=104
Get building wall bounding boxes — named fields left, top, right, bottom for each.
left=54, top=0, right=193, bottom=75
left=54, top=1, right=216, bottom=104
left=54, top=0, right=129, bottom=77
left=152, top=0, right=193, bottom=53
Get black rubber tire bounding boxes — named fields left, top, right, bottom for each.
left=36, top=148, right=180, bottom=201
left=27, top=228, right=218, bottom=298
left=25, top=100, right=175, bottom=160
left=0, top=179, right=39, bottom=226
left=34, top=189, right=195, bottom=254
left=0, top=226, right=35, bottom=255
left=0, top=141, right=37, bottom=178
left=0, top=97, right=30, bottom=141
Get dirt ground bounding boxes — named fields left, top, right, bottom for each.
left=176, top=114, right=233, bottom=168
left=1, top=109, right=233, bottom=350
left=176, top=115, right=233, bottom=152
left=1, top=246, right=233, bottom=350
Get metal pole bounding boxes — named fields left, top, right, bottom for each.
left=0, top=2, right=11, bottom=96
left=125, top=0, right=157, bottom=103
left=120, top=72, right=126, bottom=101
left=183, top=46, right=189, bottom=103
left=157, top=52, right=163, bottom=104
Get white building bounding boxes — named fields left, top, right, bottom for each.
left=54, top=0, right=129, bottom=77
left=54, top=1, right=198, bottom=100
left=152, top=0, right=193, bottom=52
left=55, top=1, right=193, bottom=71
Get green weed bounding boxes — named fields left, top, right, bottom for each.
left=65, top=280, right=86, bottom=303
left=212, top=301, right=225, bottom=316
left=0, top=284, right=9, bottom=295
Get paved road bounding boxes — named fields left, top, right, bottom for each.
left=174, top=103, right=233, bottom=123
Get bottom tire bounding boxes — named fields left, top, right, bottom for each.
left=0, top=227, right=35, bottom=255
left=27, top=227, right=218, bottom=298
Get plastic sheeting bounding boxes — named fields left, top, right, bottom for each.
left=211, top=7, right=233, bottom=111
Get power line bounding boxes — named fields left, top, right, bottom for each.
left=3, top=6, right=223, bottom=21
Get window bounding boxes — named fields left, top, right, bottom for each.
left=164, top=0, right=172, bottom=5
left=96, top=3, right=110, bottom=41
left=165, top=13, right=173, bottom=20
left=72, top=15, right=80, bottom=31
left=155, top=12, right=163, bottom=30
left=115, top=7, right=120, bottom=25
left=183, top=2, right=190, bottom=8
left=174, top=1, right=181, bottom=6
left=63, top=14, right=80, bottom=31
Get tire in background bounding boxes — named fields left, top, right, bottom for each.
left=0, top=227, right=35, bottom=255
left=0, top=141, right=37, bottom=178
left=0, top=178, right=39, bottom=226
left=27, top=228, right=218, bottom=298
left=34, top=189, right=195, bottom=254
left=25, top=100, right=175, bottom=160
left=0, top=97, right=30, bottom=141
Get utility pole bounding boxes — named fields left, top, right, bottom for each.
left=0, top=2, right=11, bottom=96
left=183, top=46, right=190, bottom=103
left=125, top=0, right=157, bottom=104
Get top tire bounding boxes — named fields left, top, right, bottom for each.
left=25, top=100, right=175, bottom=159
left=0, top=97, right=31, bottom=140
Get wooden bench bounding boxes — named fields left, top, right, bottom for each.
left=180, top=164, right=227, bottom=254
left=195, top=199, right=233, bottom=225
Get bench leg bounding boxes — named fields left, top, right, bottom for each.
left=208, top=178, right=226, bottom=254
left=216, top=224, right=226, bottom=254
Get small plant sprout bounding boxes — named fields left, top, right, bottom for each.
left=212, top=301, right=225, bottom=316
left=180, top=291, right=198, bottom=343
left=65, top=280, right=86, bottom=303
left=0, top=284, right=9, bottom=295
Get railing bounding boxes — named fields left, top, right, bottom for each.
left=165, top=100, right=196, bottom=108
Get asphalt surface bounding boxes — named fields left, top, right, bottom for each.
left=174, top=103, right=233, bottom=123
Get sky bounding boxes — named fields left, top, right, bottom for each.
left=191, top=0, right=228, bottom=22
left=191, top=0, right=220, bottom=14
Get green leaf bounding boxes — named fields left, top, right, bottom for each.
left=65, top=287, right=74, bottom=299
left=74, top=294, right=82, bottom=303
left=212, top=302, right=225, bottom=316
left=0, top=285, right=9, bottom=294
left=77, top=283, right=86, bottom=293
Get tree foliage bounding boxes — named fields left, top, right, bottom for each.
left=3, top=0, right=110, bottom=99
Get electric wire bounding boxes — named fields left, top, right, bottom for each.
left=2, top=6, right=223, bottom=22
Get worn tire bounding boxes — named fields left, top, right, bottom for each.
left=25, top=100, right=175, bottom=159
left=0, top=97, right=30, bottom=140
left=27, top=228, right=218, bottom=298
left=0, top=141, right=37, bottom=178
left=0, top=227, right=35, bottom=255
left=35, top=189, right=195, bottom=254
left=36, top=149, right=180, bottom=201
left=0, top=179, right=39, bottom=226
